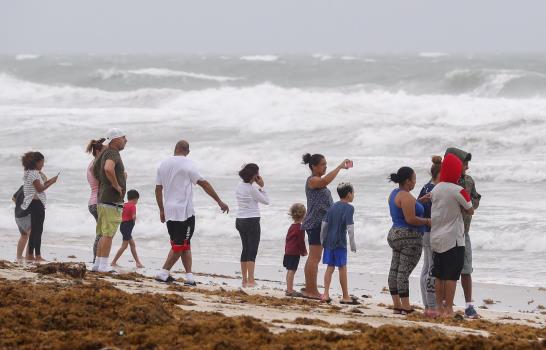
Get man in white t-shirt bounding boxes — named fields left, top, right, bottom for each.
left=154, top=140, right=229, bottom=283
left=429, top=153, right=474, bottom=318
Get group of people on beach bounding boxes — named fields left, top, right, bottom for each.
left=13, top=127, right=480, bottom=319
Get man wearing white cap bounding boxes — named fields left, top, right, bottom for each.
left=92, top=128, right=128, bottom=272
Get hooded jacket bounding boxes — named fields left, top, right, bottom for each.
left=445, top=147, right=472, bottom=163
left=440, top=154, right=463, bottom=184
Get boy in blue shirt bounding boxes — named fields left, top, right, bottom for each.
left=320, top=182, right=358, bottom=304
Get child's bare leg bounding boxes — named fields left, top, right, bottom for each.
left=128, top=239, right=144, bottom=267
left=111, top=241, right=129, bottom=266
left=339, top=265, right=351, bottom=301
left=286, top=270, right=296, bottom=292
left=323, top=265, right=335, bottom=300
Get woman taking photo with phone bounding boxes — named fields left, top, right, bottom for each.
left=20, top=151, right=59, bottom=262
left=301, top=153, right=351, bottom=300
left=235, top=163, right=270, bottom=288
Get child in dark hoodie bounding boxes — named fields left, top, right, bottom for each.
left=429, top=153, right=474, bottom=318
left=445, top=147, right=481, bottom=318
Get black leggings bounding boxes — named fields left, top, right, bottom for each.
left=236, top=217, right=261, bottom=262
left=28, top=200, right=45, bottom=256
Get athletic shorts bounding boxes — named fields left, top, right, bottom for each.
left=15, top=215, right=31, bottom=235
left=306, top=226, right=321, bottom=246
left=120, top=220, right=135, bottom=241
left=96, top=203, right=123, bottom=238
left=283, top=254, right=300, bottom=271
left=322, top=247, right=347, bottom=267
left=166, top=216, right=195, bottom=249
left=432, top=246, right=465, bottom=281
left=461, top=233, right=473, bottom=275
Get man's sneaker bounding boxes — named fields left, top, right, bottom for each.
left=464, top=305, right=480, bottom=319
left=155, top=275, right=175, bottom=283
left=183, top=280, right=197, bottom=286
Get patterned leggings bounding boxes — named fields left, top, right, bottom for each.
left=387, top=227, right=422, bottom=298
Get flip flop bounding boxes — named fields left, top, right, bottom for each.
left=183, top=281, right=197, bottom=286
left=321, top=296, right=332, bottom=304
left=285, top=291, right=303, bottom=297
left=393, top=308, right=403, bottom=314
left=401, top=309, right=415, bottom=315
left=453, top=313, right=465, bottom=321
left=340, top=299, right=361, bottom=305
left=301, top=293, right=323, bottom=301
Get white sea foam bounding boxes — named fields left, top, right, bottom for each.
left=445, top=68, right=546, bottom=97
left=312, top=54, right=333, bottom=61
left=95, top=68, right=243, bottom=82
left=340, top=56, right=357, bottom=61
left=15, top=54, right=40, bottom=60
left=240, top=55, right=279, bottom=62
left=419, top=52, right=449, bottom=58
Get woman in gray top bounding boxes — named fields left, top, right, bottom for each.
left=301, top=153, right=351, bottom=300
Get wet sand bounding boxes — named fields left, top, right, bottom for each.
left=1, top=260, right=545, bottom=349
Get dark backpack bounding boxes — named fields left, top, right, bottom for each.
left=14, top=186, right=30, bottom=218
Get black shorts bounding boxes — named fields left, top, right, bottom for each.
left=283, top=254, right=301, bottom=271
left=306, top=226, right=321, bottom=246
left=432, top=246, right=465, bottom=281
left=120, top=220, right=135, bottom=241
left=166, top=216, right=195, bottom=247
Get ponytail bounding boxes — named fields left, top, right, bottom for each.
left=86, top=138, right=106, bottom=157
left=302, top=153, right=325, bottom=170
left=388, top=166, right=414, bottom=185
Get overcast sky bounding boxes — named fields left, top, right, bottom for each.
left=2, top=0, right=546, bottom=54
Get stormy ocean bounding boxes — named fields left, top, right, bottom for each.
left=1, top=53, right=545, bottom=292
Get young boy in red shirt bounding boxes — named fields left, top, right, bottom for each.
left=283, top=203, right=307, bottom=296
left=111, top=189, right=144, bottom=268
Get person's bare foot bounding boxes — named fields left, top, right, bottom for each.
left=135, top=262, right=144, bottom=268
left=242, top=280, right=248, bottom=288
left=25, top=255, right=35, bottom=261
left=35, top=256, right=47, bottom=263
left=246, top=281, right=257, bottom=288
left=424, top=309, right=440, bottom=318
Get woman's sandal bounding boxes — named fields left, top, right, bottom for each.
left=401, top=308, right=416, bottom=315
left=340, top=299, right=361, bottom=305
left=285, top=290, right=303, bottom=298
left=321, top=296, right=333, bottom=304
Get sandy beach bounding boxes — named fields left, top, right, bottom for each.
left=1, top=259, right=544, bottom=349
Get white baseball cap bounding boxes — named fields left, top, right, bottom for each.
left=104, top=128, right=126, bottom=145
